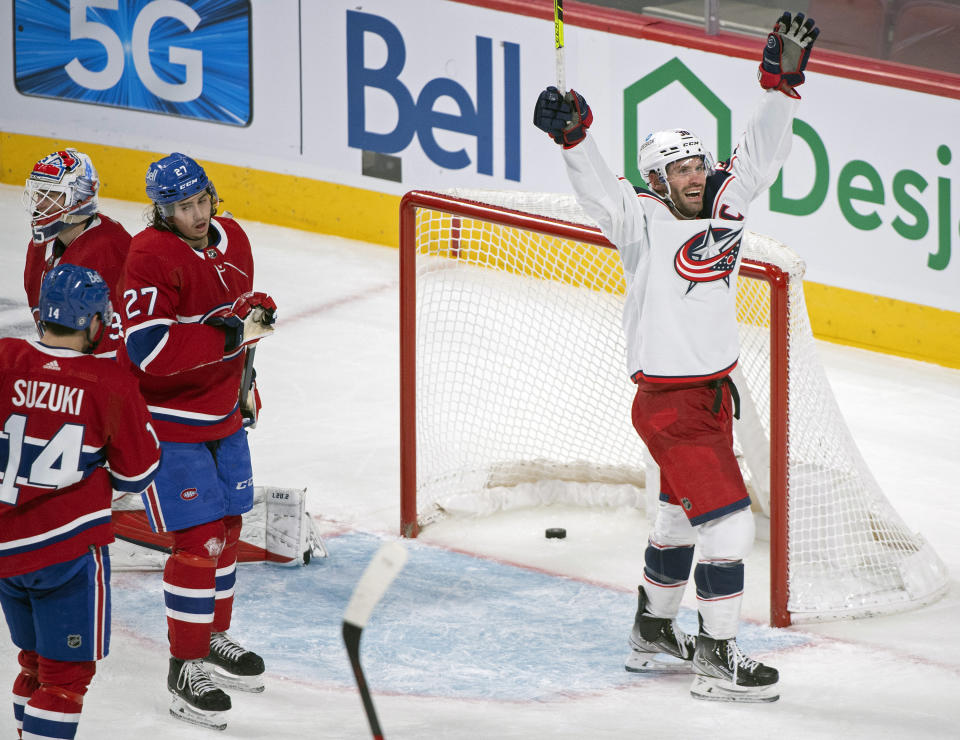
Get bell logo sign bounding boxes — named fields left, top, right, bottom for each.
left=345, top=10, right=521, bottom=182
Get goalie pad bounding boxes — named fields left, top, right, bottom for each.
left=112, top=486, right=327, bottom=571
left=241, top=486, right=328, bottom=565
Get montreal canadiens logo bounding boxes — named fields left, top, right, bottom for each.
left=180, top=487, right=199, bottom=501
left=674, top=224, right=744, bottom=293
left=30, top=150, right=79, bottom=184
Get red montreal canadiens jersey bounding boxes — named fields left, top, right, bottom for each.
left=23, top=214, right=131, bottom=358
left=563, top=91, right=797, bottom=382
left=0, top=339, right=160, bottom=577
left=119, top=216, right=255, bottom=443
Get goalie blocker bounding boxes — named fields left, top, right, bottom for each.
left=112, top=486, right=327, bottom=570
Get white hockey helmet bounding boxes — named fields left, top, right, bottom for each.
left=638, top=129, right=714, bottom=196
left=23, top=148, right=100, bottom=246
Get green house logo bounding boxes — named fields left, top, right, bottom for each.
left=622, top=57, right=953, bottom=272
left=623, top=58, right=732, bottom=188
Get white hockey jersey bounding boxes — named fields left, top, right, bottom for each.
left=562, top=91, right=798, bottom=382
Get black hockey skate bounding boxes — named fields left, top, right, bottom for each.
left=205, top=631, right=266, bottom=693
left=625, top=587, right=696, bottom=674
left=168, top=657, right=231, bottom=731
left=690, top=632, right=779, bottom=703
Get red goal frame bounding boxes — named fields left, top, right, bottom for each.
left=399, top=189, right=793, bottom=627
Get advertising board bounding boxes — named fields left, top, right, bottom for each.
left=0, top=0, right=957, bottom=359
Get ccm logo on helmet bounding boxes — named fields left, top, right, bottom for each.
left=180, top=488, right=199, bottom=501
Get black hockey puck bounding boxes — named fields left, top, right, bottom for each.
left=545, top=528, right=567, bottom=539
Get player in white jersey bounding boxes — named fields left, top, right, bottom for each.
left=534, top=11, right=819, bottom=702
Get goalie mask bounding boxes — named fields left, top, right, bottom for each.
left=145, top=152, right=219, bottom=221
left=638, top=129, right=715, bottom=202
left=23, top=149, right=100, bottom=247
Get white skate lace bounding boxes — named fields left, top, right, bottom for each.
left=674, top=624, right=696, bottom=652
left=210, top=632, right=247, bottom=662
left=727, top=642, right=761, bottom=674
left=179, top=660, right=220, bottom=696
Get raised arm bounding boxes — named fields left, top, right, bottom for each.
left=729, top=11, right=820, bottom=197
left=533, top=87, right=649, bottom=269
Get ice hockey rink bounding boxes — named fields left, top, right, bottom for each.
left=0, top=184, right=958, bottom=738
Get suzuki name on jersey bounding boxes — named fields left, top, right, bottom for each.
left=11, top=380, right=85, bottom=415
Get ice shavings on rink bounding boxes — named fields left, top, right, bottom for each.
left=109, top=531, right=812, bottom=701
left=1, top=187, right=957, bottom=737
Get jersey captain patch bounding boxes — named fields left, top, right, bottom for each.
left=674, top=225, right=743, bottom=293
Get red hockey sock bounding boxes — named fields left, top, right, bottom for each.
left=13, top=650, right=39, bottom=737
left=21, top=659, right=94, bottom=740
left=166, top=521, right=225, bottom=659
left=213, top=515, right=242, bottom=632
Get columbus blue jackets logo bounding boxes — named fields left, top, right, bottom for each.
left=674, top=225, right=744, bottom=293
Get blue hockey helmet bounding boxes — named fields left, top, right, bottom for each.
left=38, top=263, right=112, bottom=331
left=145, top=152, right=218, bottom=215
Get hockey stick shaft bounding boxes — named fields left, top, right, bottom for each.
left=342, top=541, right=408, bottom=739
left=113, top=532, right=172, bottom=554
left=554, top=0, right=565, bottom=92
left=343, top=622, right=384, bottom=740
left=240, top=345, right=256, bottom=401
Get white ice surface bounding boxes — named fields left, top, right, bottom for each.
left=0, top=185, right=958, bottom=738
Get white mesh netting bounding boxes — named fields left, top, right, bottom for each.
left=403, top=189, right=948, bottom=623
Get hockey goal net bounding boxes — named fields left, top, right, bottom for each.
left=399, top=188, right=948, bottom=627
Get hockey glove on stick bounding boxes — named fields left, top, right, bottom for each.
left=206, top=291, right=277, bottom=354
left=533, top=86, right=593, bottom=148
left=758, top=11, right=819, bottom=99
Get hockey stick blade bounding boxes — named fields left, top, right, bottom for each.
left=344, top=540, right=408, bottom=629
left=343, top=541, right=408, bottom=739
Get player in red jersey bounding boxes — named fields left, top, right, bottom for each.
left=0, top=264, right=160, bottom=740
left=120, top=152, right=276, bottom=731
left=22, top=148, right=129, bottom=358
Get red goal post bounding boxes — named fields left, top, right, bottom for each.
left=399, top=188, right=947, bottom=628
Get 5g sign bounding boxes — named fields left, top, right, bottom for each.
left=14, top=0, right=251, bottom=125
left=66, top=0, right=202, bottom=101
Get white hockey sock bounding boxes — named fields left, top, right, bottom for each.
left=641, top=538, right=694, bottom=619
left=694, top=560, right=744, bottom=639
left=641, top=572, right=687, bottom=619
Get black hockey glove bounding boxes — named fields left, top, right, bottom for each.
left=533, top=86, right=593, bottom=149
left=758, top=11, right=819, bottom=99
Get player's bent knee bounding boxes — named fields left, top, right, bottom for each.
left=222, top=514, right=242, bottom=545
left=14, top=650, right=40, bottom=701
left=651, top=502, right=697, bottom=547
left=173, top=519, right=227, bottom=559
left=697, top=507, right=755, bottom=560
left=37, top=657, right=96, bottom=697
left=18, top=649, right=39, bottom=675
